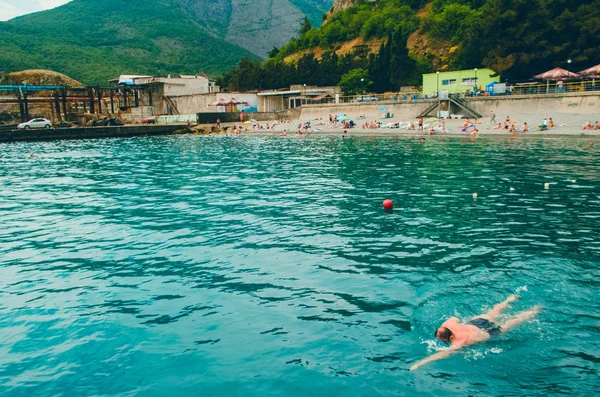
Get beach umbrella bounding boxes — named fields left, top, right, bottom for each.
left=250, top=119, right=257, bottom=122
left=224, top=97, right=248, bottom=106
left=533, top=67, right=580, bottom=81
left=336, top=113, right=346, bottom=118
left=337, top=115, right=349, bottom=121
left=579, top=64, right=600, bottom=78
left=377, top=105, right=388, bottom=111
left=210, top=98, right=228, bottom=106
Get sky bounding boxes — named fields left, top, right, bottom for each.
left=0, top=0, right=71, bottom=21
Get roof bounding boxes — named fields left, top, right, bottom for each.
left=109, top=75, right=153, bottom=85
left=257, top=90, right=301, bottom=96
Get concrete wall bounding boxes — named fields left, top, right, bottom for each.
left=300, top=99, right=434, bottom=121
left=299, top=93, right=600, bottom=122
left=157, top=76, right=211, bottom=96
left=169, top=93, right=217, bottom=114
left=470, top=93, right=600, bottom=117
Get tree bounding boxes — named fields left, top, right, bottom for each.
left=300, top=16, right=312, bottom=35
left=268, top=47, right=279, bottom=58
left=338, top=68, right=372, bottom=95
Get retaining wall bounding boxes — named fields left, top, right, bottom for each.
left=470, top=93, right=599, bottom=117
left=299, top=93, right=600, bottom=122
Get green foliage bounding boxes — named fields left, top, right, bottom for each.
left=268, top=47, right=280, bottom=59
left=278, top=0, right=421, bottom=58
left=272, top=0, right=600, bottom=87
left=217, top=50, right=365, bottom=91
left=0, top=0, right=331, bottom=84
left=424, top=0, right=600, bottom=79
left=300, top=17, right=313, bottom=35
left=338, top=68, right=372, bottom=95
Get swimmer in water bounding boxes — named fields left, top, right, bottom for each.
left=410, top=294, right=540, bottom=371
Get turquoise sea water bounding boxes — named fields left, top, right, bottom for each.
left=0, top=135, right=599, bottom=396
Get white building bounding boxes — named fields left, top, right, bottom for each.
left=132, top=74, right=218, bottom=96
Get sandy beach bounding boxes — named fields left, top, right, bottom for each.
left=216, top=112, right=600, bottom=138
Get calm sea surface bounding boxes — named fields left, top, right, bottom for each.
left=0, top=135, right=599, bottom=396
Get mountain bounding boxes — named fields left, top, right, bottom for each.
left=0, top=0, right=333, bottom=84
left=273, top=0, right=600, bottom=81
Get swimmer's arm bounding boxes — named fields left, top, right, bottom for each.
left=409, top=345, right=463, bottom=371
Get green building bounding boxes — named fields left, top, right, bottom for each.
left=422, top=68, right=499, bottom=96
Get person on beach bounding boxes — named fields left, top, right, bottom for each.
left=490, top=110, right=496, bottom=125
left=216, top=118, right=221, bottom=129
left=583, top=122, right=594, bottom=130
left=549, top=118, right=555, bottom=128
left=470, top=126, right=479, bottom=137
left=492, top=123, right=502, bottom=130
left=522, top=122, right=529, bottom=132
left=594, top=121, right=600, bottom=130
left=418, top=118, right=424, bottom=132
left=410, top=295, right=540, bottom=371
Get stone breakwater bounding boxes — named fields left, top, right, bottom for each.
left=0, top=124, right=192, bottom=143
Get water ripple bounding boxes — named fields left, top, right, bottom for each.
left=0, top=136, right=599, bottom=396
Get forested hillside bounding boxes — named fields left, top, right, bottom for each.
left=0, top=0, right=333, bottom=84
left=219, top=0, right=600, bottom=93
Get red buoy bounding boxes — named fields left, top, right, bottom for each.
left=383, top=199, right=393, bottom=210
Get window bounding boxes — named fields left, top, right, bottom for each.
left=462, top=78, right=477, bottom=85
left=442, top=79, right=456, bottom=86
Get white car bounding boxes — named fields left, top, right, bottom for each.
left=17, top=118, right=52, bottom=129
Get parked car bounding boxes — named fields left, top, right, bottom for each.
left=142, top=117, right=157, bottom=124
left=353, top=96, right=378, bottom=102
left=17, top=118, right=52, bottom=129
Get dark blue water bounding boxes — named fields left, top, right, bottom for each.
left=0, top=136, right=598, bottom=396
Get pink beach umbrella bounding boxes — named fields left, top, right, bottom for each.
left=224, top=98, right=248, bottom=106
left=210, top=98, right=229, bottom=106
left=579, top=64, right=600, bottom=78
left=533, top=67, right=581, bottom=81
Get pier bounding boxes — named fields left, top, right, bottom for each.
left=0, top=124, right=191, bottom=143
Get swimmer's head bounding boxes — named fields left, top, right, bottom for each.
left=435, top=327, right=453, bottom=343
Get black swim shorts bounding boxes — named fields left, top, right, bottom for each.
left=468, top=318, right=502, bottom=336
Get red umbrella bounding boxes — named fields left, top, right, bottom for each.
left=533, top=67, right=580, bottom=81
left=579, top=64, right=600, bottom=78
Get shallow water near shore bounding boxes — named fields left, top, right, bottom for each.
left=0, top=135, right=599, bottom=396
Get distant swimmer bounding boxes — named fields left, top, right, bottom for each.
left=410, top=295, right=540, bottom=371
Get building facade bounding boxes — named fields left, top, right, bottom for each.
left=422, top=68, right=500, bottom=96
